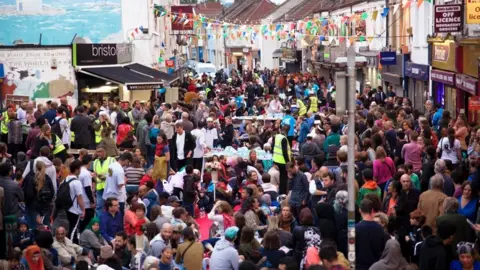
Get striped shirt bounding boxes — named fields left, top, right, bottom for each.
left=125, top=167, right=145, bottom=185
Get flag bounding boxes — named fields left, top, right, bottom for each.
left=416, top=0, right=423, bottom=7
left=372, top=10, right=378, bottom=20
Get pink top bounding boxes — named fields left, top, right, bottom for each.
left=402, top=142, right=423, bottom=172
left=373, top=157, right=396, bottom=185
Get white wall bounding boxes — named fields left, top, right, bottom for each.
left=260, top=37, right=288, bottom=69
left=410, top=2, right=432, bottom=66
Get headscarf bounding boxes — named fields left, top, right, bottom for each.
left=85, top=217, right=101, bottom=237
left=369, top=239, right=411, bottom=270
left=24, top=245, right=45, bottom=270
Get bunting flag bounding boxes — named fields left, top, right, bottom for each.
left=404, top=0, right=412, bottom=8
left=416, top=0, right=423, bottom=7
left=372, top=10, right=378, bottom=20
left=367, top=36, right=374, bottom=43
left=381, top=7, right=389, bottom=17
left=393, top=4, right=400, bottom=14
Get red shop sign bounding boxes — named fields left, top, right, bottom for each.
left=165, top=60, right=175, bottom=68
left=469, top=96, right=480, bottom=111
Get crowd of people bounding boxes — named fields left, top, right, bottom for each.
left=0, top=67, right=478, bottom=270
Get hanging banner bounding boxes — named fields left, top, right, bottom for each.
left=466, top=0, right=480, bottom=24
left=434, top=4, right=463, bottom=33
left=379, top=51, right=396, bottom=65
left=469, top=96, right=480, bottom=111
left=171, top=6, right=194, bottom=30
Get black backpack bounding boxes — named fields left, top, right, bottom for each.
left=51, top=117, right=63, bottom=138
left=22, top=161, right=37, bottom=204
left=37, top=175, right=54, bottom=204
left=55, top=177, right=77, bottom=210
left=22, top=161, right=54, bottom=205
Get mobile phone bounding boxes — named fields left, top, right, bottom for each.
left=467, top=219, right=475, bottom=228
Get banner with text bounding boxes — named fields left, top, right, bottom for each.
left=434, top=4, right=463, bottom=33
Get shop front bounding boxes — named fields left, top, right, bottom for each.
left=311, top=43, right=346, bottom=82
left=430, top=40, right=458, bottom=117
left=405, top=61, right=429, bottom=113
left=455, top=74, right=478, bottom=122
left=358, top=50, right=381, bottom=89
left=272, top=40, right=301, bottom=73
left=457, top=42, right=480, bottom=122
left=380, top=51, right=404, bottom=96
left=73, top=43, right=178, bottom=105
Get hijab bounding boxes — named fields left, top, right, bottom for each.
left=85, top=217, right=101, bottom=237
left=369, top=239, right=411, bottom=270
left=314, top=203, right=337, bottom=241
left=24, top=245, right=44, bottom=270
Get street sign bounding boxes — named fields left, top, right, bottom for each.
left=165, top=60, right=175, bottom=68
left=434, top=4, right=463, bottom=33
left=466, top=0, right=480, bottom=24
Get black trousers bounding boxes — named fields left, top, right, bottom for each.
left=193, top=158, right=203, bottom=171
left=275, top=162, right=288, bottom=195
left=66, top=211, right=80, bottom=244
left=176, top=158, right=187, bottom=171
left=78, top=208, right=95, bottom=233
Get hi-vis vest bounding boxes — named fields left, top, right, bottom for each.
left=308, top=96, right=318, bottom=113
left=1, top=111, right=9, bottom=134
left=272, top=134, right=291, bottom=164
left=69, top=118, right=75, bottom=143
left=297, top=100, right=307, bottom=116
left=93, top=157, right=115, bottom=190
left=128, top=111, right=134, bottom=125
left=94, top=119, right=103, bottom=144
left=53, top=135, right=66, bottom=155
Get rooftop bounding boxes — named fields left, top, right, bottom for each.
left=273, top=0, right=325, bottom=23
left=194, top=2, right=224, bottom=19
left=222, top=0, right=277, bottom=25
left=313, top=0, right=365, bottom=13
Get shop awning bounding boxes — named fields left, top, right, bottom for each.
left=382, top=72, right=403, bottom=85
left=79, top=66, right=165, bottom=90
left=272, top=49, right=283, bottom=58
left=124, top=63, right=179, bottom=84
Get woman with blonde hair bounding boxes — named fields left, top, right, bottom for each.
left=266, top=215, right=293, bottom=248
left=373, top=146, right=396, bottom=192
left=25, top=160, right=55, bottom=228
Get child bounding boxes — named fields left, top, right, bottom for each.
left=158, top=247, right=173, bottom=270
left=406, top=210, right=428, bottom=264
left=13, top=219, right=34, bottom=250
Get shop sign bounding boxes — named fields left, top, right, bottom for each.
left=455, top=74, right=478, bottom=95
left=165, top=60, right=175, bottom=68
left=434, top=5, right=463, bottom=33
left=466, top=0, right=480, bottom=24
left=462, top=45, right=480, bottom=78
left=405, top=62, right=429, bottom=81
left=432, top=42, right=456, bottom=71
left=73, top=43, right=132, bottom=66
left=379, top=52, right=396, bottom=65
left=431, top=69, right=455, bottom=85
left=281, top=49, right=296, bottom=60
left=127, top=83, right=164, bottom=90
left=469, top=96, right=480, bottom=111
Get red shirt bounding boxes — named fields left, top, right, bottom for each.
left=117, top=124, right=133, bottom=145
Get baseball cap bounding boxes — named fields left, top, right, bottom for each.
left=225, top=226, right=239, bottom=241
left=168, top=196, right=182, bottom=204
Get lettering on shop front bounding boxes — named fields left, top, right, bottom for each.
left=434, top=4, right=463, bottom=33
left=433, top=45, right=449, bottom=62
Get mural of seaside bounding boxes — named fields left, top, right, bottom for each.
left=0, top=0, right=122, bottom=45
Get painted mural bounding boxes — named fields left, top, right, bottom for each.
left=0, top=48, right=76, bottom=100
left=0, top=0, right=122, bottom=45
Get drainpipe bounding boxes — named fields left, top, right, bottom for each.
left=385, top=0, right=389, bottom=50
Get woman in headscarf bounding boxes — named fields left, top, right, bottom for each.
left=79, top=217, right=106, bottom=258
left=369, top=239, right=412, bottom=270
left=315, top=202, right=337, bottom=243
left=333, top=190, right=348, bottom=256
left=450, top=242, right=480, bottom=270
left=23, top=245, right=45, bottom=270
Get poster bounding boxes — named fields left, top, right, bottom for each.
left=0, top=48, right=76, bottom=100
left=0, top=0, right=122, bottom=45
left=434, top=5, right=463, bottom=33
left=467, top=0, right=480, bottom=24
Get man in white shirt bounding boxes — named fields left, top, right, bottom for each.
left=103, top=153, right=132, bottom=214
left=171, top=123, right=195, bottom=171
left=16, top=102, right=27, bottom=125
left=78, top=155, right=95, bottom=232
left=191, top=123, right=207, bottom=171
left=65, top=160, right=85, bottom=244
left=204, top=117, right=219, bottom=149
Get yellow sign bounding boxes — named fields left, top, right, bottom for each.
left=467, top=0, right=480, bottom=24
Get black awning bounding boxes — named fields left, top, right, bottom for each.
left=79, top=66, right=164, bottom=90
left=272, top=49, right=282, bottom=58
left=125, top=63, right=179, bottom=83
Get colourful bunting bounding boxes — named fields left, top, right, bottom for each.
left=372, top=10, right=378, bottom=20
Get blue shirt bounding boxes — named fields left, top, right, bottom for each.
left=100, top=210, right=123, bottom=242
left=150, top=127, right=160, bottom=148
left=298, top=121, right=310, bottom=144
left=458, top=196, right=478, bottom=222
left=281, top=115, right=296, bottom=137
left=451, top=261, right=480, bottom=270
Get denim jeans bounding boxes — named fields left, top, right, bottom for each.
left=95, top=189, right=104, bottom=217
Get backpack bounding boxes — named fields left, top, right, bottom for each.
left=37, top=175, right=54, bottom=204
left=55, top=177, right=77, bottom=210
left=22, top=161, right=37, bottom=203
left=22, top=161, right=54, bottom=205
left=51, top=117, right=63, bottom=138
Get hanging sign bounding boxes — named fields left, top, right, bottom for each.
left=455, top=74, right=478, bottom=95
left=434, top=5, right=463, bottom=33
left=466, top=0, right=480, bottom=24
left=379, top=51, right=396, bottom=65
left=469, top=96, right=480, bottom=111
left=165, top=60, right=175, bottom=68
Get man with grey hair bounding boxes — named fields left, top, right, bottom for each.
left=180, top=111, right=194, bottom=132
left=432, top=159, right=455, bottom=196
left=418, top=173, right=447, bottom=231
left=437, top=197, right=472, bottom=256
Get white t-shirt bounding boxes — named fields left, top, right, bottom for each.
left=191, top=129, right=206, bottom=158
left=103, top=162, right=126, bottom=202
left=78, top=167, right=93, bottom=209
left=66, top=176, right=84, bottom=215
left=59, top=118, right=70, bottom=145
left=204, top=127, right=218, bottom=149
left=176, top=132, right=186, bottom=160
left=437, top=137, right=461, bottom=164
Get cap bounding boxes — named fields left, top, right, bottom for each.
left=168, top=196, right=182, bottom=204
left=225, top=226, right=239, bottom=240
left=100, top=245, right=114, bottom=259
